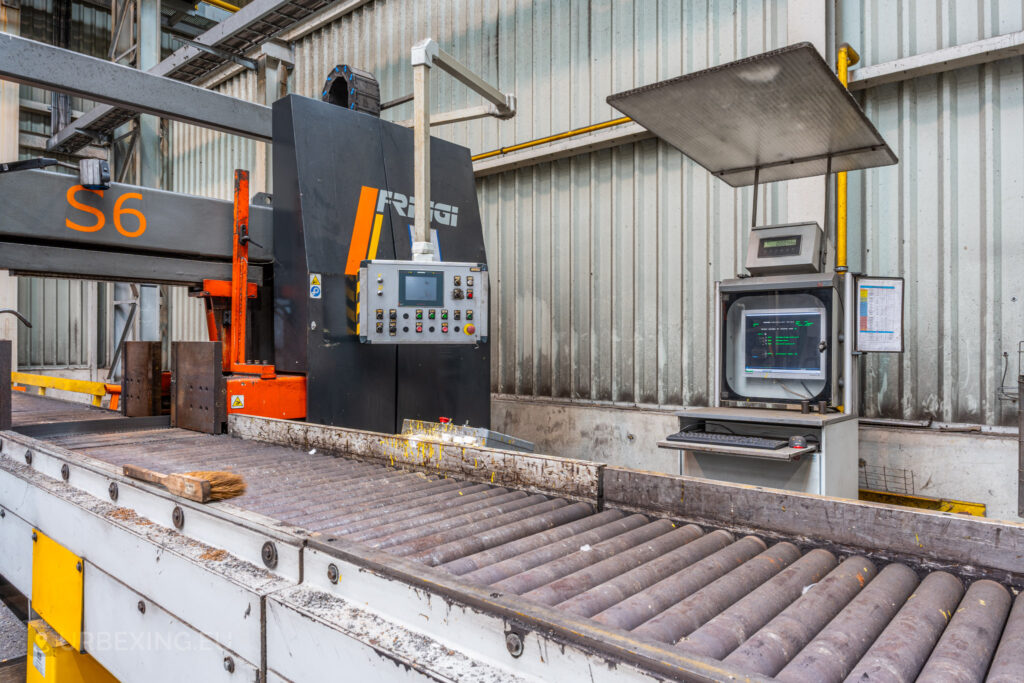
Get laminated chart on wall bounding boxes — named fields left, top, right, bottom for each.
left=856, top=277, right=904, bottom=352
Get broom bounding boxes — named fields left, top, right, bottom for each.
left=122, top=465, right=247, bottom=503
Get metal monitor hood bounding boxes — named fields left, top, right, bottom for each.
left=607, top=42, right=897, bottom=187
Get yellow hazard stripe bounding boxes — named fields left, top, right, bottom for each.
left=368, top=213, right=384, bottom=259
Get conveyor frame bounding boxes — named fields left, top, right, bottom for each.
left=2, top=400, right=1024, bottom=681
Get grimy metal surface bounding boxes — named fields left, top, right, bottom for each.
left=6, top=398, right=1020, bottom=682
left=0, top=170, right=272, bottom=265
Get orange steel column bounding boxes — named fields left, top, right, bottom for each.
left=230, top=169, right=249, bottom=368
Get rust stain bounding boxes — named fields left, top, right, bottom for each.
left=199, top=548, right=228, bottom=561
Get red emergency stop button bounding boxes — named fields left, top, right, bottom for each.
left=464, top=324, right=476, bottom=335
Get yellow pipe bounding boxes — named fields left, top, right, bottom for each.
left=200, top=0, right=240, bottom=13
left=836, top=43, right=860, bottom=272
left=471, top=116, right=633, bottom=162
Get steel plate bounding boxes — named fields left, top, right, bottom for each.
left=607, top=42, right=897, bottom=187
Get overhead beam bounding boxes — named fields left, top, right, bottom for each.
left=849, top=30, right=1024, bottom=90
left=51, top=0, right=333, bottom=152
left=0, top=35, right=271, bottom=142
left=0, top=169, right=273, bottom=265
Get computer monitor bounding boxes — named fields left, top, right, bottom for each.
left=742, top=308, right=825, bottom=380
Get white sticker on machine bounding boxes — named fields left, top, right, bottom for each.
left=33, top=643, right=45, bottom=676
left=231, top=395, right=245, bottom=409
left=309, top=273, right=322, bottom=299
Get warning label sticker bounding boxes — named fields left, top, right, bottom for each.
left=310, top=273, right=322, bottom=299
left=230, top=395, right=245, bottom=409
left=33, top=643, right=45, bottom=676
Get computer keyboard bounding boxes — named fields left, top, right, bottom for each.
left=665, top=430, right=789, bottom=450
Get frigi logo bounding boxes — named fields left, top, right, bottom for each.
left=344, top=186, right=460, bottom=277
left=376, top=190, right=460, bottom=227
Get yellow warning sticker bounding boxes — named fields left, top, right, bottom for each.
left=230, top=395, right=245, bottom=409
left=309, top=273, right=322, bottom=299
left=310, top=273, right=321, bottom=286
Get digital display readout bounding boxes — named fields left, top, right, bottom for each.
left=763, top=238, right=798, bottom=248
left=398, top=270, right=444, bottom=306
left=744, top=311, right=822, bottom=375
left=757, top=234, right=802, bottom=258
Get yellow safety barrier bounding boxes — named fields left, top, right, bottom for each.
left=11, top=372, right=110, bottom=407
left=859, top=488, right=986, bottom=517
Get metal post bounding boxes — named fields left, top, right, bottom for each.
left=137, top=0, right=161, bottom=189
left=230, top=170, right=250, bottom=368
left=0, top=339, right=10, bottom=431
left=412, top=61, right=434, bottom=261
left=1018, top=375, right=1023, bottom=517
left=50, top=0, right=73, bottom=135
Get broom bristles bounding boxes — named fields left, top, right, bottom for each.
left=183, top=470, right=247, bottom=501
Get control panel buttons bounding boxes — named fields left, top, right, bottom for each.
left=454, top=275, right=462, bottom=286
left=464, top=324, right=476, bottom=335
left=388, top=323, right=397, bottom=336
left=441, top=323, right=449, bottom=333
left=376, top=309, right=384, bottom=320
left=467, top=276, right=474, bottom=286
left=415, top=309, right=423, bottom=320
left=454, top=310, right=461, bottom=321
left=428, top=309, right=436, bottom=320
left=389, top=309, right=397, bottom=321
left=376, top=274, right=383, bottom=283
left=375, top=322, right=384, bottom=333
left=467, top=289, right=474, bottom=299
left=452, top=288, right=464, bottom=300
left=415, top=324, right=423, bottom=333
left=466, top=310, right=473, bottom=320
left=377, top=286, right=384, bottom=296
left=441, top=309, right=448, bottom=320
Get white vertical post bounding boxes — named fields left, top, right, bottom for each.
left=412, top=62, right=434, bottom=261
left=786, top=0, right=831, bottom=235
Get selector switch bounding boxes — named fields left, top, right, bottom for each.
left=452, top=288, right=464, bottom=300
left=388, top=323, right=397, bottom=336
left=375, top=322, right=384, bottom=333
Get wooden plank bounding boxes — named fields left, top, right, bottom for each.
left=603, top=466, right=1024, bottom=585
left=229, top=415, right=603, bottom=504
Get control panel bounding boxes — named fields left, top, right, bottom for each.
left=357, top=260, right=488, bottom=344
left=744, top=222, right=823, bottom=275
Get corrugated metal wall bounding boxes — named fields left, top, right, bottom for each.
left=16, top=279, right=94, bottom=369
left=844, top=0, right=1024, bottom=426
left=160, top=0, right=1024, bottom=426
